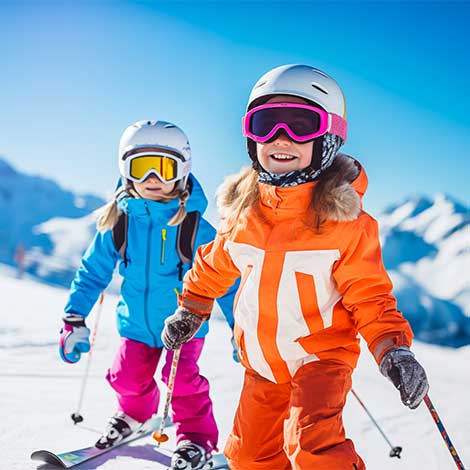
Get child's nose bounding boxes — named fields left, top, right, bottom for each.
left=145, top=173, right=161, bottom=183
left=272, top=131, right=291, bottom=145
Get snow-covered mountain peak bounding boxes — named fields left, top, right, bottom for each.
left=1, top=155, right=468, bottom=348
left=0, top=156, right=105, bottom=283
left=379, top=193, right=470, bottom=319
left=380, top=194, right=468, bottom=245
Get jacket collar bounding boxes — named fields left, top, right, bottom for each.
left=258, top=180, right=317, bottom=215
left=257, top=155, right=369, bottom=221
left=217, top=153, right=368, bottom=223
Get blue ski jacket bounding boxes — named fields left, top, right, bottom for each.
left=65, top=174, right=238, bottom=348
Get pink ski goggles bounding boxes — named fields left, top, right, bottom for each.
left=242, top=103, right=347, bottom=143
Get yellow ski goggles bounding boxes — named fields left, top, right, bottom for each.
left=124, top=153, right=187, bottom=183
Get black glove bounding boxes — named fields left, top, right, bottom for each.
left=162, top=307, right=206, bottom=350
left=380, top=346, right=429, bottom=409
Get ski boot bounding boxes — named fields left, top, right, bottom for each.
left=169, top=440, right=213, bottom=470
left=95, top=411, right=143, bottom=449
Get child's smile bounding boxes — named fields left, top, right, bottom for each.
left=269, top=151, right=299, bottom=162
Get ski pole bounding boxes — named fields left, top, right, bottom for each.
left=71, top=292, right=105, bottom=424
left=351, top=388, right=402, bottom=458
left=424, top=394, right=466, bottom=469
left=153, top=347, right=181, bottom=446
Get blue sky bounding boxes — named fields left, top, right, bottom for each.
left=1, top=0, right=469, bottom=215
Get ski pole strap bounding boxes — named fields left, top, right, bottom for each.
left=424, top=395, right=466, bottom=469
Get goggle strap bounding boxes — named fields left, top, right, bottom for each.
left=123, top=146, right=185, bottom=161
left=330, top=114, right=348, bottom=141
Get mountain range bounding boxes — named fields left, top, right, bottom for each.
left=1, top=156, right=468, bottom=347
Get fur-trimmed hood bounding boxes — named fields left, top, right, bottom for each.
left=216, top=154, right=368, bottom=223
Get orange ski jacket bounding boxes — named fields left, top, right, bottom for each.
left=180, top=155, right=413, bottom=384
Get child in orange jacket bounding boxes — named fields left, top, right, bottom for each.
left=161, top=64, right=429, bottom=470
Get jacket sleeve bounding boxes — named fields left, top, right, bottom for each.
left=333, top=214, right=413, bottom=363
left=191, top=218, right=239, bottom=327
left=214, top=279, right=239, bottom=329
left=64, top=230, right=119, bottom=317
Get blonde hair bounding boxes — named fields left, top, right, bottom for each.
left=95, top=183, right=189, bottom=232
left=215, top=155, right=360, bottom=236
left=216, top=166, right=260, bottom=235
left=216, top=165, right=324, bottom=235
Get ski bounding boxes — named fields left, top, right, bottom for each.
left=32, top=444, right=229, bottom=469
left=31, top=414, right=229, bottom=469
left=31, top=415, right=165, bottom=468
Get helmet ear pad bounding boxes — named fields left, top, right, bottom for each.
left=247, top=138, right=260, bottom=170
left=311, top=137, right=324, bottom=172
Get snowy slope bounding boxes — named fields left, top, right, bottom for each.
left=0, top=269, right=469, bottom=469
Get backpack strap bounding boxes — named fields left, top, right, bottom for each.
left=112, top=212, right=129, bottom=266
left=111, top=209, right=200, bottom=278
left=176, top=211, right=200, bottom=281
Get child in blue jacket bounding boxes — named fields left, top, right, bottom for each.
left=59, top=120, right=237, bottom=470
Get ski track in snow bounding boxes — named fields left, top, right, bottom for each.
left=1, top=271, right=469, bottom=469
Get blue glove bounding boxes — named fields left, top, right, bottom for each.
left=231, top=336, right=240, bottom=363
left=59, top=314, right=91, bottom=363
left=380, top=346, right=429, bottom=409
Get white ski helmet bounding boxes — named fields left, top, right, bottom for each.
left=245, top=64, right=347, bottom=174
left=247, top=64, right=346, bottom=119
left=118, top=120, right=191, bottom=188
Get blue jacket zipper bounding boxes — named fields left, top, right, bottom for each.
left=161, top=228, right=166, bottom=264
left=144, top=203, right=158, bottom=346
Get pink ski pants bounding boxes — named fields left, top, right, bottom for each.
left=106, top=337, right=218, bottom=451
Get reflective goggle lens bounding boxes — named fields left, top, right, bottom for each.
left=129, top=156, right=178, bottom=182
left=250, top=106, right=322, bottom=138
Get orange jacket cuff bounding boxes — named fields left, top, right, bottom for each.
left=370, top=332, right=411, bottom=364
left=178, top=290, right=214, bottom=317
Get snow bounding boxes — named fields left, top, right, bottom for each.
left=1, top=269, right=469, bottom=469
